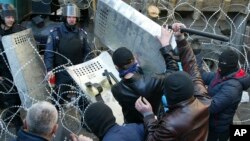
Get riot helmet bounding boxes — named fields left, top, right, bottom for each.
left=0, top=3, right=16, bottom=21
left=61, top=3, right=80, bottom=31
left=62, top=3, right=80, bottom=18
left=0, top=3, right=16, bottom=29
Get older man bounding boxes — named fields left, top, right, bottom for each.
left=14, top=101, right=58, bottom=141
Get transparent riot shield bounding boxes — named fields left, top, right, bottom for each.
left=66, top=51, right=124, bottom=124
left=95, top=0, right=176, bottom=74
left=2, top=28, right=50, bottom=108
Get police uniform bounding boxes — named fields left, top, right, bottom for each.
left=44, top=22, right=91, bottom=103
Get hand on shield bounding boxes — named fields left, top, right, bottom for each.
left=157, top=25, right=173, bottom=47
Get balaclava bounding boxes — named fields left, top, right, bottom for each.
left=164, top=71, right=194, bottom=106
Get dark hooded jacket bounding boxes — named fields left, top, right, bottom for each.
left=143, top=39, right=211, bottom=141
left=13, top=129, right=48, bottom=141
left=101, top=124, right=144, bottom=141
left=202, top=68, right=250, bottom=133
left=111, top=46, right=179, bottom=123
left=84, top=102, right=145, bottom=141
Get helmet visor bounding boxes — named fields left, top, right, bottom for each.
left=62, top=5, right=80, bottom=17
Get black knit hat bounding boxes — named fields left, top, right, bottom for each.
left=84, top=102, right=116, bottom=139
left=218, top=49, right=239, bottom=76
left=164, top=71, right=194, bottom=106
left=112, top=47, right=134, bottom=68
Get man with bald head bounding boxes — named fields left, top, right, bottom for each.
left=13, top=101, right=58, bottom=141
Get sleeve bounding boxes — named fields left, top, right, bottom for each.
left=111, top=85, right=122, bottom=105
left=201, top=72, right=216, bottom=85
left=159, top=45, right=179, bottom=72
left=81, top=30, right=92, bottom=61
left=209, top=82, right=242, bottom=114
left=13, top=24, right=26, bottom=32
left=195, top=53, right=216, bottom=85
left=44, top=31, right=56, bottom=72
left=144, top=115, right=177, bottom=141
left=176, top=39, right=210, bottom=104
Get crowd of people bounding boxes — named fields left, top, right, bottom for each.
left=0, top=2, right=250, bottom=141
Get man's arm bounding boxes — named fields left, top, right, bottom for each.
left=44, top=31, right=57, bottom=82
left=80, top=29, right=93, bottom=61
left=135, top=96, right=177, bottom=141
left=173, top=23, right=210, bottom=104
left=44, top=32, right=56, bottom=72
left=158, top=27, right=179, bottom=72
left=210, top=82, right=241, bottom=114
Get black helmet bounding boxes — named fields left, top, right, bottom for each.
left=0, top=3, right=16, bottom=20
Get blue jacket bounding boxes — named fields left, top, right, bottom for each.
left=13, top=129, right=48, bottom=141
left=102, top=124, right=144, bottom=141
left=202, top=69, right=250, bottom=132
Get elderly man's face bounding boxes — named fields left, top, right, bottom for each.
left=66, top=16, right=77, bottom=25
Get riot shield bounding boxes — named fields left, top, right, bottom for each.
left=95, top=0, right=176, bottom=74
left=2, top=28, right=50, bottom=108
left=66, top=51, right=124, bottom=124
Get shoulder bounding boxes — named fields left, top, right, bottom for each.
left=224, top=78, right=242, bottom=87
left=50, top=26, right=60, bottom=33
left=217, top=79, right=243, bottom=95
left=13, top=24, right=26, bottom=32
left=49, top=27, right=61, bottom=36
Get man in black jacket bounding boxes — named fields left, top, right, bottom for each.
left=111, top=26, right=179, bottom=123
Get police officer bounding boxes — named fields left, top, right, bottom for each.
left=0, top=3, right=25, bottom=132
left=44, top=3, right=92, bottom=106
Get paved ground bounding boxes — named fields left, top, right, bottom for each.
left=234, top=90, right=250, bottom=125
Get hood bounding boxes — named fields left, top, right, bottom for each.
left=234, top=69, right=250, bottom=90
left=84, top=102, right=116, bottom=139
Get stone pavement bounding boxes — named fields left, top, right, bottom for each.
left=233, top=90, right=250, bottom=125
